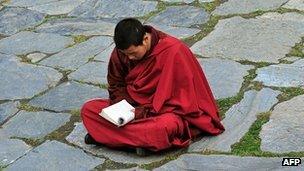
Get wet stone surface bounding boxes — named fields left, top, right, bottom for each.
left=39, top=36, right=112, bottom=70
left=260, top=95, right=304, bottom=153
left=0, top=139, right=32, bottom=167
left=0, top=54, right=62, bottom=100
left=0, top=31, right=73, bottom=55
left=198, top=58, right=254, bottom=99
left=36, top=18, right=116, bottom=36
left=29, top=81, right=108, bottom=111
left=0, top=7, right=45, bottom=36
left=6, top=140, right=104, bottom=171
left=188, top=88, right=281, bottom=152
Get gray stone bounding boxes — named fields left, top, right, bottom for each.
left=66, top=122, right=173, bottom=164
left=198, top=58, right=254, bottom=99
left=1, top=111, right=70, bottom=139
left=39, top=36, right=112, bottom=70
left=191, top=13, right=304, bottom=63
left=27, top=53, right=47, bottom=63
left=213, top=0, right=289, bottom=16
left=69, top=61, right=108, bottom=84
left=69, top=0, right=158, bottom=19
left=161, top=0, right=195, bottom=3
left=148, top=6, right=209, bottom=27
left=0, top=7, right=45, bottom=36
left=283, top=0, right=304, bottom=11
left=6, top=140, right=103, bottom=171
left=154, top=154, right=304, bottom=170
left=0, top=101, right=19, bottom=125
left=199, top=0, right=214, bottom=2
left=36, top=18, right=116, bottom=36
left=0, top=139, right=31, bottom=166
left=254, top=59, right=304, bottom=87
left=260, top=95, right=304, bottom=153
left=0, top=31, right=73, bottom=55
left=146, top=23, right=200, bottom=39
left=106, top=167, right=147, bottom=171
left=0, top=54, right=62, bottom=100
left=29, top=81, right=108, bottom=111
left=188, top=88, right=281, bottom=152
left=28, top=0, right=86, bottom=15
left=94, top=44, right=115, bottom=62
left=6, top=0, right=57, bottom=7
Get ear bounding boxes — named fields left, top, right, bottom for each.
left=142, top=34, right=149, bottom=45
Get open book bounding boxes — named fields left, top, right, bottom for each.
left=99, top=100, right=135, bottom=127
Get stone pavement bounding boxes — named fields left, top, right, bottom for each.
left=0, top=0, right=304, bottom=170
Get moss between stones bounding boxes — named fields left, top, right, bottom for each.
left=139, top=2, right=167, bottom=21
left=18, top=101, right=42, bottom=112
left=72, top=35, right=90, bottom=44
left=11, top=136, right=44, bottom=147
left=95, top=159, right=136, bottom=171
left=196, top=0, right=222, bottom=13
left=216, top=94, right=243, bottom=118
left=0, top=0, right=10, bottom=5
left=275, top=87, right=304, bottom=103
left=288, top=38, right=304, bottom=58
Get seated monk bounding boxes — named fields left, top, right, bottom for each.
left=81, top=18, right=225, bottom=155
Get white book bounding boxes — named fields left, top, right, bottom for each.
left=99, top=99, right=135, bottom=127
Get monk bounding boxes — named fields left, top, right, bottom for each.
left=81, top=18, right=224, bottom=155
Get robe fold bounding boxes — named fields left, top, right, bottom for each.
left=81, top=26, right=224, bottom=151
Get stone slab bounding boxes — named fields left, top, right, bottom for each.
left=260, top=95, right=304, bottom=153
left=29, top=81, right=108, bottom=111
left=213, top=0, right=288, bottom=15
left=198, top=58, right=254, bottom=99
left=254, top=59, right=304, bottom=87
left=191, top=13, right=304, bottom=63
left=66, top=122, right=174, bottom=164
left=1, top=111, right=70, bottom=139
left=6, top=140, right=103, bottom=171
left=5, top=0, right=57, bottom=7
left=0, top=54, right=62, bottom=100
left=0, top=139, right=31, bottom=166
left=283, top=0, right=304, bottom=11
left=69, top=0, right=158, bottom=19
left=39, top=36, right=112, bottom=70
left=27, top=53, right=46, bottom=63
left=0, top=7, right=45, bottom=36
left=188, top=88, right=281, bottom=152
left=0, top=101, right=19, bottom=125
left=36, top=18, right=115, bottom=36
left=28, top=0, right=86, bottom=15
left=68, top=61, right=108, bottom=84
left=148, top=6, right=209, bottom=27
left=154, top=154, right=304, bottom=170
left=0, top=31, right=73, bottom=55
left=146, top=23, right=200, bottom=39
left=94, top=44, right=115, bottom=62
left=161, top=0, right=195, bottom=3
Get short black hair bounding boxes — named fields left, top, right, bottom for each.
left=114, top=18, right=146, bottom=50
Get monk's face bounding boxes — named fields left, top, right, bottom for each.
left=121, top=33, right=151, bottom=60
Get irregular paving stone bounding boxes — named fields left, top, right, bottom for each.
left=69, top=61, right=108, bottom=84
left=27, top=53, right=46, bottom=63
left=29, top=81, right=108, bottom=111
left=106, top=167, right=147, bottom=171
left=5, top=0, right=57, bottom=7
left=154, top=154, right=304, bottom=170
left=69, top=0, right=157, bottom=19
left=283, top=0, right=304, bottom=11
left=191, top=13, right=304, bottom=63
left=198, top=58, right=254, bottom=99
left=6, top=140, right=103, bottom=171
left=260, top=95, right=304, bottom=153
left=188, top=88, right=281, bottom=152
left=212, top=0, right=288, bottom=16
left=0, top=101, right=19, bottom=125
left=148, top=6, right=209, bottom=27
left=146, top=23, right=200, bottom=39
left=36, top=18, right=115, bottom=36
left=254, top=59, right=304, bottom=87
left=161, top=0, right=195, bottom=3
left=39, top=36, right=112, bottom=70
left=28, top=0, right=86, bottom=15
left=0, top=54, right=62, bottom=100
left=0, top=139, right=31, bottom=166
left=199, top=0, right=214, bottom=2
left=0, top=31, right=73, bottom=55
left=0, top=7, right=45, bottom=36
left=94, top=44, right=115, bottom=62
left=1, top=111, right=70, bottom=139
left=66, top=122, right=174, bottom=164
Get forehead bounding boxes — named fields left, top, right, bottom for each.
left=121, top=45, right=139, bottom=53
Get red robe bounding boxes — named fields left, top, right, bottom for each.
left=81, top=26, right=224, bottom=151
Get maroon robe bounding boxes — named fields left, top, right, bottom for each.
left=81, top=26, right=224, bottom=151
